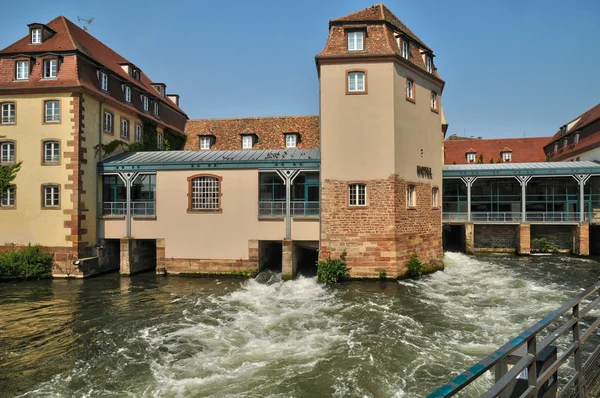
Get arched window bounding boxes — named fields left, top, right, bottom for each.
left=188, top=175, right=221, bottom=211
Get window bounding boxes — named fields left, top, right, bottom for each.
left=142, top=95, right=149, bottom=112
left=432, top=187, right=439, bottom=207
left=554, top=143, right=559, bottom=153
left=157, top=133, right=163, bottom=149
left=154, top=101, right=159, bottom=117
left=242, top=135, right=253, bottom=149
left=16, top=61, right=29, bottom=80
left=103, top=111, right=113, bottom=133
left=406, top=79, right=414, bottom=100
left=430, top=92, right=438, bottom=111
left=348, top=71, right=365, bottom=93
left=348, top=184, right=366, bottom=206
left=348, top=31, right=364, bottom=51
left=100, top=72, right=109, bottom=91
left=402, top=40, right=409, bottom=59
left=0, top=142, right=15, bottom=163
left=189, top=175, right=220, bottom=211
left=1, top=103, right=15, bottom=124
left=200, top=136, right=211, bottom=150
left=563, top=138, right=569, bottom=149
left=43, top=59, right=57, bottom=78
left=135, top=124, right=142, bottom=143
left=43, top=141, right=60, bottom=164
left=121, top=118, right=129, bottom=140
left=407, top=184, right=416, bottom=207
left=502, top=152, right=512, bottom=162
left=31, top=28, right=41, bottom=44
left=124, top=86, right=132, bottom=103
left=575, top=133, right=580, bottom=144
left=43, top=185, right=60, bottom=208
left=285, top=134, right=297, bottom=148
left=466, top=152, right=476, bottom=163
left=44, top=100, right=60, bottom=123
left=426, top=55, right=433, bottom=73
left=0, top=186, right=15, bottom=207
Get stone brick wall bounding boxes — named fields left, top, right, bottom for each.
left=474, top=225, right=518, bottom=250
left=531, top=225, right=574, bottom=251
left=320, top=174, right=443, bottom=278
left=183, top=116, right=319, bottom=151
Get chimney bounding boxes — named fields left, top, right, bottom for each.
left=167, top=94, right=180, bottom=107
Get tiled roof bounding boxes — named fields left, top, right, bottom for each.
left=184, top=116, right=319, bottom=151
left=544, top=103, right=600, bottom=161
left=548, top=103, right=600, bottom=143
left=0, top=16, right=187, bottom=132
left=444, top=137, right=550, bottom=164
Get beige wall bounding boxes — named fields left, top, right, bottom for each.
left=100, top=169, right=319, bottom=259
left=393, top=64, right=443, bottom=189
left=319, top=62, right=396, bottom=180
left=0, top=93, right=74, bottom=247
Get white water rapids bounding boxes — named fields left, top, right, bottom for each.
left=3, top=252, right=599, bottom=397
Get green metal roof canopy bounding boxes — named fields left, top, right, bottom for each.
left=443, top=161, right=600, bottom=177
left=99, top=149, right=321, bottom=172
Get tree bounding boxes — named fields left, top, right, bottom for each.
left=0, top=137, right=21, bottom=195
left=476, top=154, right=484, bottom=164
left=489, top=157, right=494, bottom=164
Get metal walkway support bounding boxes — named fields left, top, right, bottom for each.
left=428, top=282, right=600, bottom=398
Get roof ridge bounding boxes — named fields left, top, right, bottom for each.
left=59, top=16, right=79, bottom=52
left=188, top=115, right=319, bottom=122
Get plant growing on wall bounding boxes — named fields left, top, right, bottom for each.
left=532, top=238, right=559, bottom=254
left=406, top=253, right=423, bottom=278
left=316, top=250, right=349, bottom=284
left=0, top=136, right=21, bottom=196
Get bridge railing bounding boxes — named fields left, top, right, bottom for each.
left=428, top=281, right=600, bottom=398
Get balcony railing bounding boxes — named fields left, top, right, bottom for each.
left=102, top=201, right=155, bottom=216
left=526, top=212, right=585, bottom=223
left=443, top=212, right=591, bottom=223
left=472, top=212, right=522, bottom=223
left=258, top=201, right=320, bottom=217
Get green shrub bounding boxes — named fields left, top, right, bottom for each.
left=316, top=250, right=350, bottom=284
left=0, top=245, right=53, bottom=279
left=379, top=269, right=387, bottom=280
left=406, top=253, right=423, bottom=278
left=532, top=238, right=559, bottom=253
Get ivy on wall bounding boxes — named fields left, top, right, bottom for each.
left=95, top=116, right=187, bottom=159
left=0, top=136, right=21, bottom=195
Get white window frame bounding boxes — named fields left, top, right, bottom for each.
left=348, top=183, right=366, bottom=206
left=554, top=143, right=559, bottom=153
left=31, top=28, right=41, bottom=44
left=43, top=58, right=57, bottom=79
left=157, top=133, right=164, bottom=150
left=348, top=72, right=365, bottom=92
left=563, top=138, right=569, bottom=149
left=407, top=185, right=416, bottom=207
left=426, top=55, right=433, bottom=73
left=430, top=92, right=437, bottom=110
left=16, top=61, right=29, bottom=80
left=0, top=185, right=15, bottom=207
left=200, top=136, right=211, bottom=150
left=242, top=135, right=253, bottom=149
left=1, top=103, right=16, bottom=124
left=406, top=79, right=414, bottom=99
left=285, top=134, right=297, bottom=148
left=348, top=31, right=364, bottom=51
left=103, top=111, right=112, bottom=133
left=44, top=141, right=60, bottom=163
left=100, top=72, right=109, bottom=91
left=43, top=185, right=60, bottom=207
left=124, top=86, right=132, bottom=103
left=142, top=95, right=149, bottom=112
left=135, top=124, right=143, bottom=143
left=154, top=101, right=159, bottom=117
left=0, top=142, right=15, bottom=163
left=466, top=152, right=476, bottom=163
left=402, top=40, right=409, bottom=59
left=575, top=133, right=580, bottom=144
left=432, top=187, right=439, bottom=208
left=121, top=119, right=129, bottom=140
left=191, top=176, right=220, bottom=210
left=44, top=100, right=60, bottom=123
left=502, top=152, right=512, bottom=162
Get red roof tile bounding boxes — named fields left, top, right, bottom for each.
left=444, top=137, right=550, bottom=164
left=547, top=103, right=600, bottom=143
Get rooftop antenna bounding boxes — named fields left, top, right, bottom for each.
left=77, top=16, right=94, bottom=31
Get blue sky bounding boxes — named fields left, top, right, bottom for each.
left=2, top=0, right=599, bottom=138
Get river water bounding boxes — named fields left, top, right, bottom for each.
left=1, top=253, right=599, bottom=398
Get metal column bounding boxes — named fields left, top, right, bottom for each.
left=276, top=169, right=300, bottom=239
left=117, top=172, right=139, bottom=238
left=516, top=176, right=532, bottom=222
left=573, top=175, right=591, bottom=222
left=461, top=177, right=477, bottom=222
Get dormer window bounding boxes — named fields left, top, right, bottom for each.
left=43, top=59, right=57, bottom=79
left=242, top=135, right=254, bottom=149
left=199, top=136, right=215, bottom=150
left=132, top=69, right=140, bottom=81
left=426, top=55, right=433, bottom=73
left=466, top=152, right=476, bottom=163
left=554, top=143, right=559, bottom=153
left=563, top=138, right=569, bottom=148
left=31, top=28, right=41, bottom=44
left=401, top=39, right=409, bottom=59
left=123, top=86, right=132, bottom=103
left=15, top=60, right=29, bottom=80
left=100, top=72, right=108, bottom=92
left=142, top=95, right=149, bottom=112
left=348, top=31, right=364, bottom=51
left=575, top=132, right=580, bottom=144
left=284, top=133, right=299, bottom=148
left=502, top=152, right=512, bottom=162
left=153, top=101, right=160, bottom=117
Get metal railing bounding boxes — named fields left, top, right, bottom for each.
left=472, top=212, right=522, bottom=223
left=526, top=212, right=586, bottom=223
left=102, top=201, right=156, bottom=216
left=442, top=212, right=591, bottom=223
left=258, top=201, right=320, bottom=217
left=428, top=282, right=600, bottom=397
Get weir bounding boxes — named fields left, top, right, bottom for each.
left=429, top=281, right=600, bottom=397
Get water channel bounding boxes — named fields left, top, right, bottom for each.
left=1, top=253, right=599, bottom=397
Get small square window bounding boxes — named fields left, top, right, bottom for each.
left=466, top=152, right=476, bottom=163
left=1, top=103, right=16, bottom=124
left=402, top=40, right=409, bottom=59
left=100, top=72, right=109, bottom=91
left=348, top=31, right=364, bottom=51
left=285, top=134, right=297, bottom=148
left=44, top=141, right=60, bottom=164
left=16, top=61, right=29, bottom=80
left=432, top=187, right=439, bottom=207
left=407, top=185, right=416, bottom=207
left=0, top=142, right=15, bottom=163
left=349, top=184, right=366, bottom=206
left=242, top=135, right=253, bottom=149
left=44, top=100, right=60, bottom=123
left=0, top=185, right=15, bottom=207
left=200, top=136, right=211, bottom=150
left=348, top=72, right=365, bottom=92
left=31, top=28, right=41, bottom=44
left=502, top=152, right=512, bottom=162
left=43, top=59, right=57, bottom=79
left=43, top=185, right=60, bottom=208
